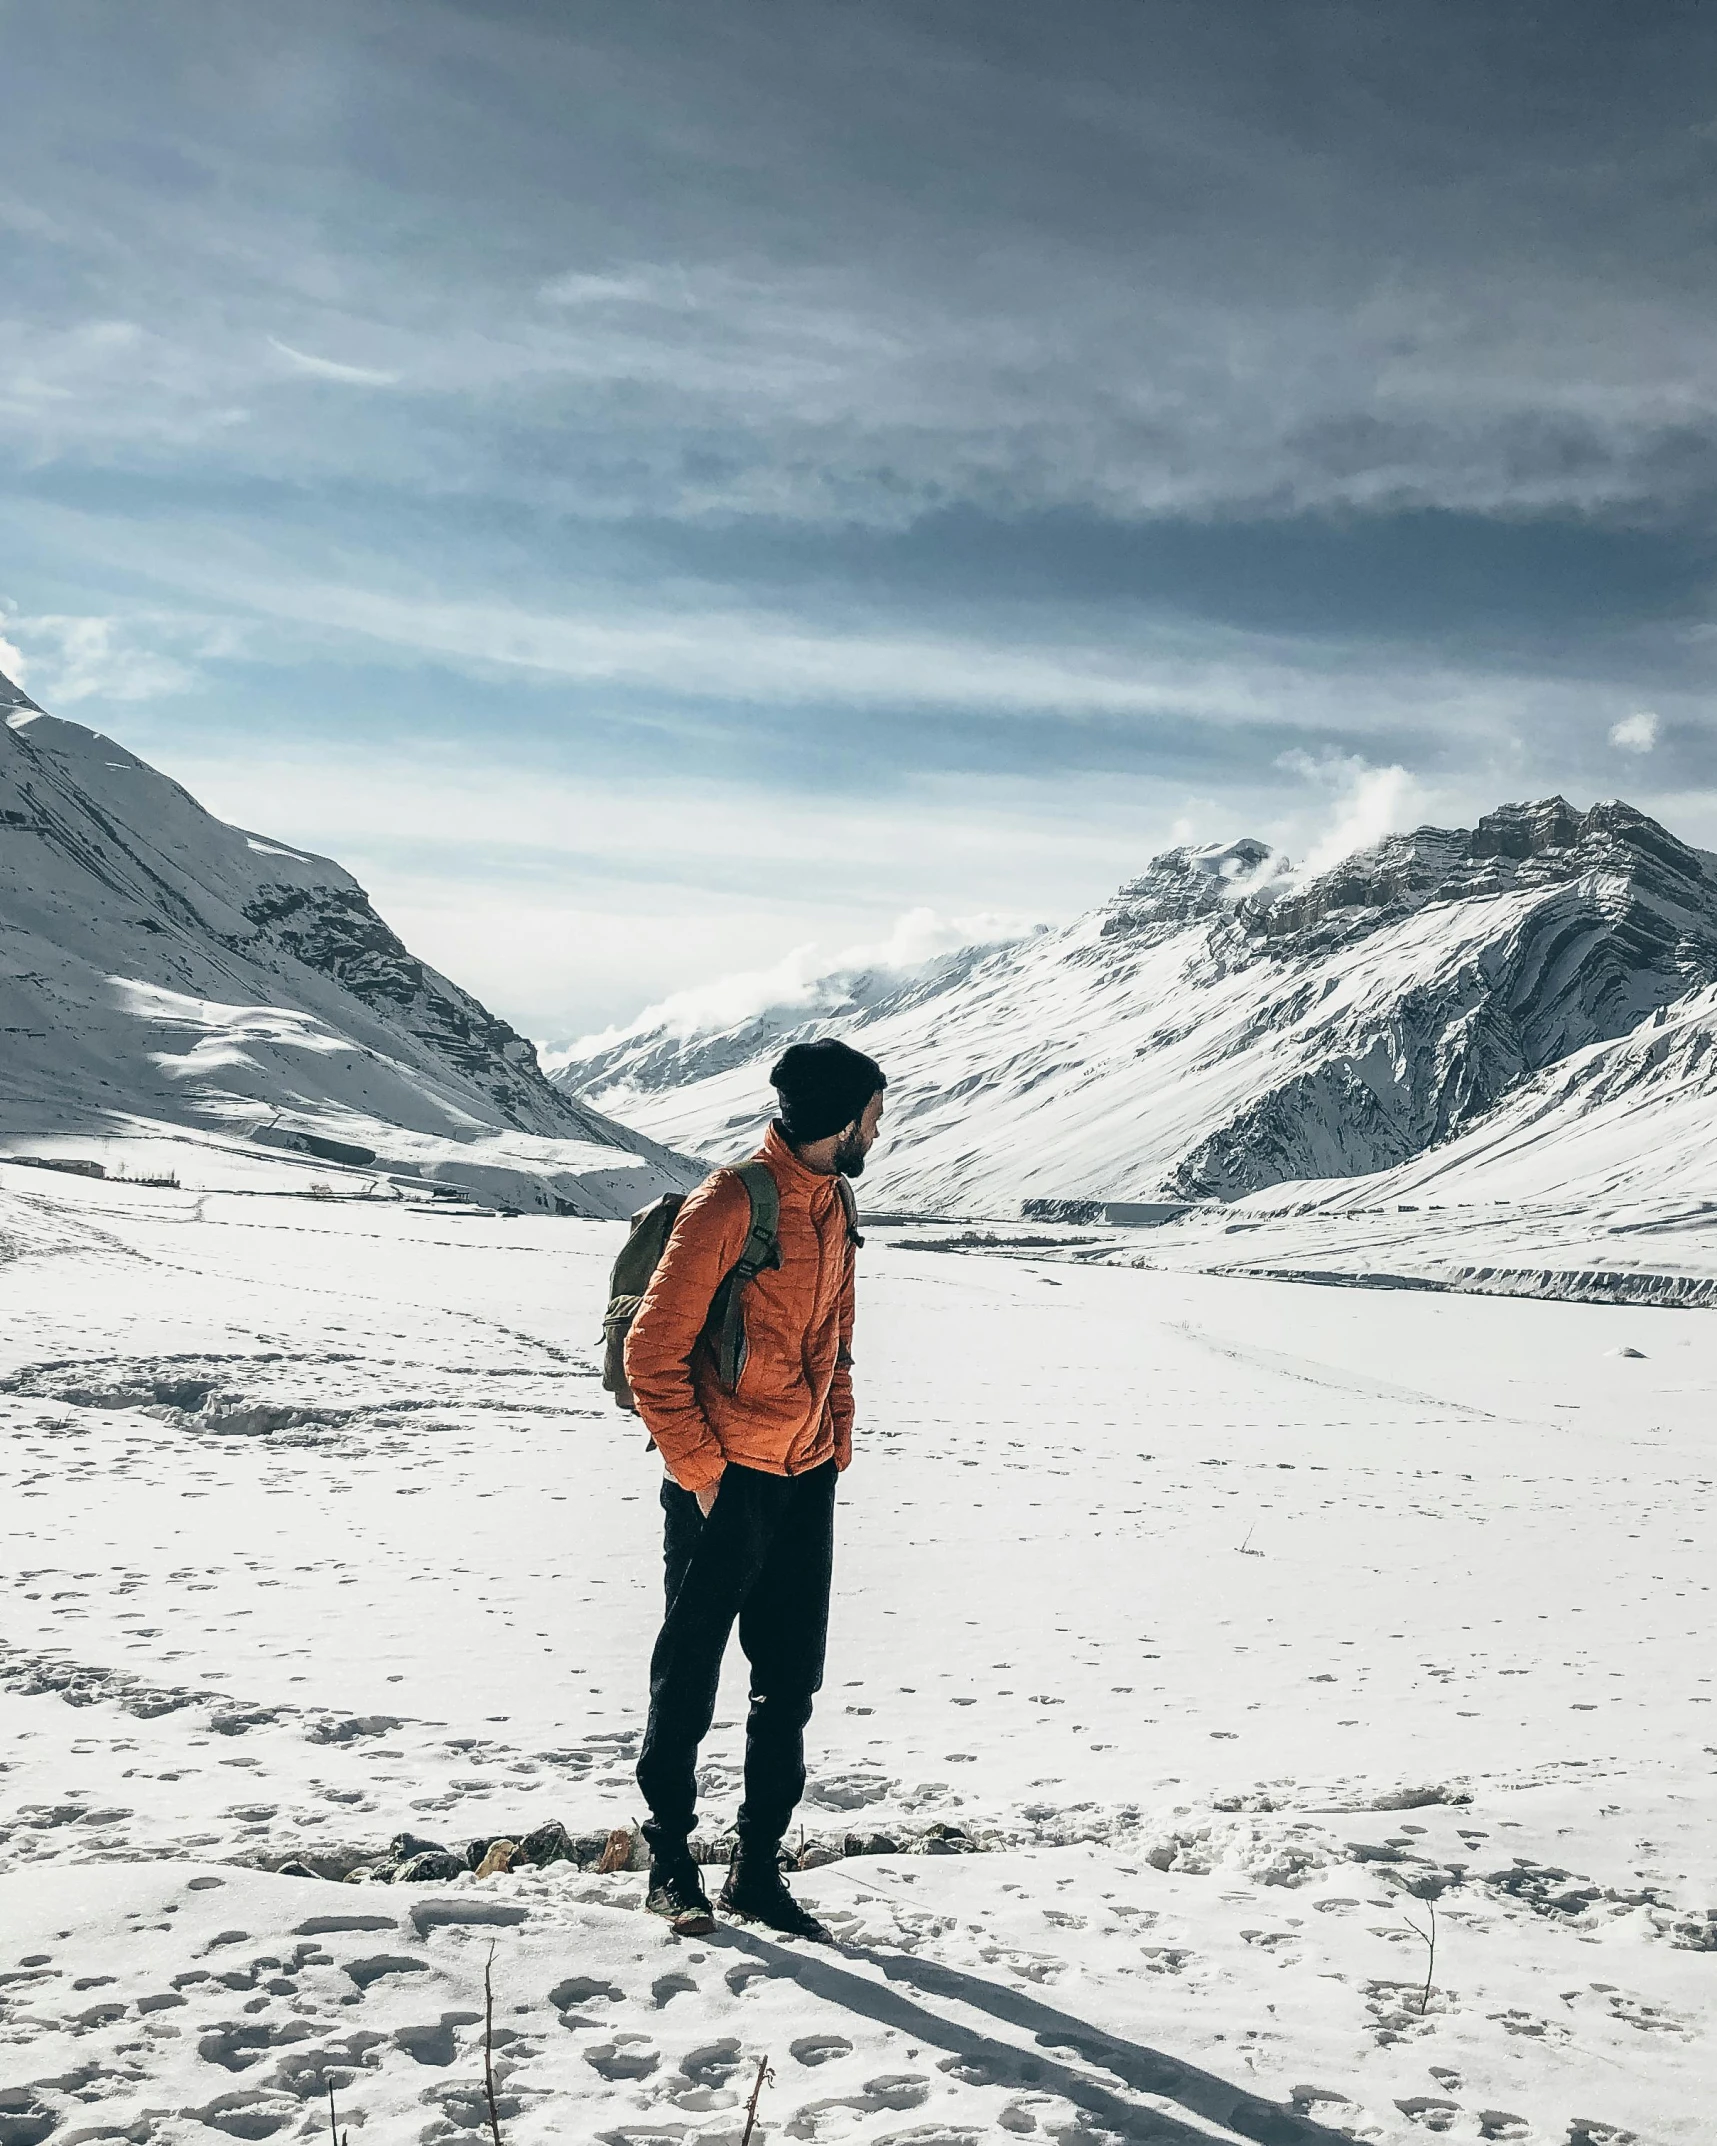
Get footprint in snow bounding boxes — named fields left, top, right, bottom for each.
left=393, top=2011, right=482, bottom=2066
left=790, top=2034, right=854, bottom=2066
left=781, top=2074, right=934, bottom=2136
left=667, top=2039, right=748, bottom=2111
left=585, top=2035, right=660, bottom=2080
left=342, top=1953, right=432, bottom=1991
left=1396, top=2095, right=1462, bottom=2131
left=549, top=1974, right=622, bottom=2015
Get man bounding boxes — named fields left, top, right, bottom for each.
left=624, top=1037, right=886, bottom=1939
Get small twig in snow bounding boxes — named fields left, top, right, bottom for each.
left=483, top=1942, right=505, bottom=2146
left=739, top=2053, right=773, bottom=2146
left=1392, top=1881, right=1438, bottom=2014
left=1236, top=1523, right=1263, bottom=1556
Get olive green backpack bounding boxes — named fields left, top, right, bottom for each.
left=601, top=1163, right=858, bottom=1412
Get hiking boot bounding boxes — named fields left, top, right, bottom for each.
left=645, top=1855, right=715, bottom=1937
left=718, top=1842, right=831, bottom=1941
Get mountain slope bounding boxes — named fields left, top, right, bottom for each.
left=1292, top=974, right=1717, bottom=1211
left=554, top=798, right=1717, bottom=1214
left=0, top=679, right=693, bottom=1214
left=551, top=934, right=1027, bottom=1115
left=1090, top=980, right=1717, bottom=1307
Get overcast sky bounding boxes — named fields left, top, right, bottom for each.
left=4, top=0, right=1715, bottom=1040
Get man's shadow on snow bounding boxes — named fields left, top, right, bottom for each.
left=709, top=1924, right=1351, bottom=2145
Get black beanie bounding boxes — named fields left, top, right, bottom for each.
left=770, top=1038, right=887, bottom=1144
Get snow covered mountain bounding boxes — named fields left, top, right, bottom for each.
left=0, top=676, right=693, bottom=1215
left=553, top=796, right=1717, bottom=1215
left=550, top=933, right=1027, bottom=1109
left=1286, top=973, right=1717, bottom=1213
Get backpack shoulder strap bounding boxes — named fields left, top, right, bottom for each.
left=730, top=1160, right=781, bottom=1276
left=709, top=1161, right=781, bottom=1391
left=833, top=1174, right=863, bottom=1248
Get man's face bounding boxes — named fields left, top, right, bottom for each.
left=833, top=1088, right=886, bottom=1179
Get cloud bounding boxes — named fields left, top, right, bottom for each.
left=6, top=1, right=1717, bottom=1038
left=0, top=613, right=207, bottom=704
left=1609, top=710, right=1660, bottom=753
left=121, top=553, right=1575, bottom=749
left=1273, top=750, right=1432, bottom=881
left=2, top=9, right=1715, bottom=532
left=212, top=577, right=1277, bottom=717
left=561, top=903, right=1032, bottom=1055
left=267, top=337, right=399, bottom=387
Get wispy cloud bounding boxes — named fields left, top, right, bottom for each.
left=1, top=47, right=1714, bottom=532
left=559, top=904, right=1031, bottom=1058
left=267, top=337, right=399, bottom=387
left=93, top=554, right=1627, bottom=749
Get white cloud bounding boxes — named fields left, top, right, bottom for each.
left=538, top=266, right=690, bottom=307
left=121, top=555, right=1564, bottom=745
left=564, top=903, right=1032, bottom=1055
left=1273, top=751, right=1432, bottom=882
left=267, top=337, right=400, bottom=387
left=0, top=613, right=213, bottom=705
left=1609, top=710, right=1660, bottom=753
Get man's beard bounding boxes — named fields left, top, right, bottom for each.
left=833, top=1128, right=868, bottom=1178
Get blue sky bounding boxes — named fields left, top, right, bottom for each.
left=3, top=0, right=1715, bottom=1041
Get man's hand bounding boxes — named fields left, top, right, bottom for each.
left=696, top=1478, right=721, bottom=1519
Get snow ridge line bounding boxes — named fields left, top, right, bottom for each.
left=1206, top=1264, right=1717, bottom=1309
left=1445, top=1265, right=1717, bottom=1309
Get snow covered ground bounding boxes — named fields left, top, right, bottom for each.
left=1071, top=1191, right=1717, bottom=1312
left=2, top=1168, right=1712, bottom=2144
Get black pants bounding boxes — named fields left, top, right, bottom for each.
left=635, top=1460, right=837, bottom=1855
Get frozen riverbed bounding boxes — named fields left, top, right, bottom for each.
left=1, top=1171, right=1711, bottom=2143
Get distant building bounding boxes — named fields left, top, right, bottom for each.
left=7, top=1155, right=105, bottom=1179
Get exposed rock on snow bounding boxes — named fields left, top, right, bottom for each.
left=556, top=798, right=1717, bottom=1217
left=0, top=679, right=693, bottom=1214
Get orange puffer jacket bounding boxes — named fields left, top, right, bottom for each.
left=624, top=1124, right=857, bottom=1494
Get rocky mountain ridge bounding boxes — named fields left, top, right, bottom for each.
left=555, top=796, right=1717, bottom=1214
